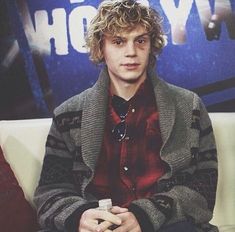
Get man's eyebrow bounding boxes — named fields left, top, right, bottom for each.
left=104, top=35, right=123, bottom=40
left=135, top=33, right=150, bottom=38
left=111, top=33, right=150, bottom=40
left=112, top=35, right=124, bottom=39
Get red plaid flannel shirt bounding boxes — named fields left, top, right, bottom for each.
left=87, top=79, right=166, bottom=207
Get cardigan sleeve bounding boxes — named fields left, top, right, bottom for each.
left=34, top=113, right=98, bottom=232
left=129, top=96, right=218, bottom=232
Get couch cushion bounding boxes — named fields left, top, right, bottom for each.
left=219, top=225, right=235, bottom=232
left=0, top=146, right=38, bottom=232
left=0, top=118, right=51, bottom=204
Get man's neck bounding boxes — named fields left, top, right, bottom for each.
left=110, top=79, right=146, bottom=100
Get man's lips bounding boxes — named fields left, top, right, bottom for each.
left=121, top=63, right=140, bottom=69
left=121, top=63, right=140, bottom=66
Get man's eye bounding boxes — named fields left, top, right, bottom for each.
left=137, top=38, right=145, bottom=44
left=113, top=39, right=123, bottom=45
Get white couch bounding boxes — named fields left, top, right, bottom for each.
left=0, top=113, right=235, bottom=231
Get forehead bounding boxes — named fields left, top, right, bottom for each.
left=104, top=25, right=149, bottom=39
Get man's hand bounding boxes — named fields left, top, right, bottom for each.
left=111, top=206, right=142, bottom=232
left=78, top=208, right=122, bottom=232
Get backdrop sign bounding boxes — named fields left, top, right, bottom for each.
left=1, top=0, right=235, bottom=119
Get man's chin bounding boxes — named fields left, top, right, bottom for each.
left=120, top=74, right=146, bottom=84
left=124, top=78, right=142, bottom=84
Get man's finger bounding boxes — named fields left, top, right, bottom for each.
left=95, top=220, right=113, bottom=232
left=79, top=218, right=99, bottom=231
left=111, top=206, right=128, bottom=214
left=100, top=211, right=122, bottom=225
left=91, top=209, right=122, bottom=225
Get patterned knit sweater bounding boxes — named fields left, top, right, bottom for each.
left=34, top=67, right=218, bottom=232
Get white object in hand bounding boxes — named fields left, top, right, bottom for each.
left=98, top=198, right=112, bottom=211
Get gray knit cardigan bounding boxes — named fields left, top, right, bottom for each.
left=34, top=67, right=218, bottom=232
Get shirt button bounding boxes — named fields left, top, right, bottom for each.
left=131, top=108, right=135, bottom=113
left=123, top=166, right=129, bottom=171
left=132, top=187, right=136, bottom=192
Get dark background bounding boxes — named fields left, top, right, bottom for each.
left=1, top=0, right=235, bottom=120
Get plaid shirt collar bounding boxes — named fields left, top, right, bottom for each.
left=109, top=77, right=153, bottom=124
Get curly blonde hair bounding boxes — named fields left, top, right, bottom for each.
left=86, top=0, right=165, bottom=66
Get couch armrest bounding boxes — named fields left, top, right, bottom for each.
left=209, top=113, right=235, bottom=227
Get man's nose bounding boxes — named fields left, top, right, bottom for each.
left=125, top=42, right=137, bottom=57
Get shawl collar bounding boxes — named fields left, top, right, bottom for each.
left=148, top=69, right=176, bottom=153
left=80, top=67, right=176, bottom=171
left=81, top=67, right=109, bottom=171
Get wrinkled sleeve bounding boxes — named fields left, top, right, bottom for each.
left=34, top=114, right=98, bottom=232
left=129, top=96, right=218, bottom=232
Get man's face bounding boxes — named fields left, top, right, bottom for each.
left=102, top=25, right=151, bottom=85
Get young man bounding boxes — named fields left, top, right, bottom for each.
left=34, top=1, right=218, bottom=231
